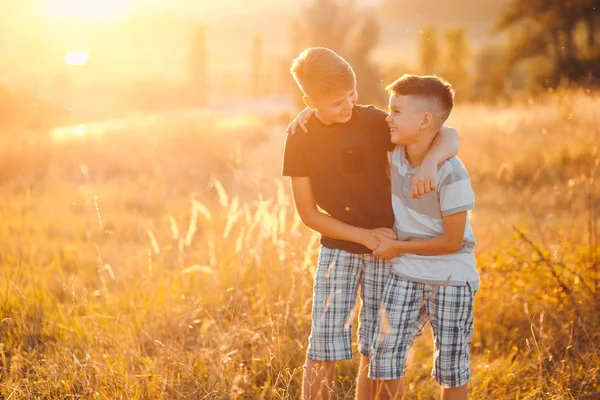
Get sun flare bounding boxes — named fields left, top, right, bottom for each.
left=65, top=50, right=90, bottom=65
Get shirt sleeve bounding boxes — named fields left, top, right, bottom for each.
left=281, top=130, right=310, bottom=177
left=438, top=158, right=475, bottom=216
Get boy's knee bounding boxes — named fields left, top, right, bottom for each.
left=441, top=383, right=469, bottom=400
left=373, top=378, right=404, bottom=400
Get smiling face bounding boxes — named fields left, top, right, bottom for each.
left=384, top=74, right=455, bottom=144
left=290, top=48, right=358, bottom=125
left=385, top=94, right=426, bottom=145
left=304, top=88, right=358, bottom=125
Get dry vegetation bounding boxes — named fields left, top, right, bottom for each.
left=0, top=92, right=598, bottom=399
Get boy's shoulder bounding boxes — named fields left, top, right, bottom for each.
left=438, top=156, right=470, bottom=185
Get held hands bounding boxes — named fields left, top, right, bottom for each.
left=361, top=227, right=397, bottom=252
left=286, top=108, right=315, bottom=135
left=372, top=233, right=403, bottom=260
left=411, top=159, right=438, bottom=199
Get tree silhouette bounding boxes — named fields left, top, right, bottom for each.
left=441, top=27, right=471, bottom=101
left=346, top=13, right=386, bottom=105
left=419, top=26, right=441, bottom=75
left=289, top=0, right=384, bottom=105
left=251, top=35, right=263, bottom=96
left=300, top=0, right=355, bottom=53
left=472, top=44, right=511, bottom=101
left=189, top=25, right=207, bottom=105
left=496, top=0, right=599, bottom=86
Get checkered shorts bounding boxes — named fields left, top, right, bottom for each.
left=368, top=275, right=476, bottom=388
left=306, top=246, right=392, bottom=361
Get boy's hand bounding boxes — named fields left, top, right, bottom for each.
left=286, top=108, right=315, bottom=135
left=412, top=159, right=437, bottom=199
left=372, top=233, right=401, bottom=260
left=371, top=227, right=397, bottom=240
left=361, top=231, right=381, bottom=251
left=360, top=228, right=396, bottom=251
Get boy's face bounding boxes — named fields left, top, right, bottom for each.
left=386, top=94, right=425, bottom=145
left=304, top=88, right=358, bottom=125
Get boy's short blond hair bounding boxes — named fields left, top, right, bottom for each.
left=290, top=47, right=356, bottom=100
left=386, top=74, right=455, bottom=123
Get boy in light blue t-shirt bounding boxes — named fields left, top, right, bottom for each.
left=369, top=75, right=478, bottom=400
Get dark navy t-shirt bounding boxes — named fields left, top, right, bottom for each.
left=282, top=105, right=395, bottom=254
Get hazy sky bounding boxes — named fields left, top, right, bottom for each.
left=0, top=0, right=496, bottom=101
left=1, top=0, right=385, bottom=83
left=0, top=0, right=385, bottom=21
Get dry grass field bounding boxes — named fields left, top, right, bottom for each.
left=0, top=92, right=598, bottom=399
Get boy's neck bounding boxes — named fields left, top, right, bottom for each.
left=314, top=110, right=332, bottom=125
left=405, top=130, right=438, bottom=167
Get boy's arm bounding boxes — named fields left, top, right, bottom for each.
left=291, top=177, right=394, bottom=250
left=373, top=212, right=467, bottom=259
left=411, top=125, right=460, bottom=199
left=286, top=108, right=315, bottom=135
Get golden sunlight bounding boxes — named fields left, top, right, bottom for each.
left=40, top=0, right=132, bottom=22
left=64, top=50, right=89, bottom=65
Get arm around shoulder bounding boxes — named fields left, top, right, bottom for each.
left=426, top=125, right=459, bottom=166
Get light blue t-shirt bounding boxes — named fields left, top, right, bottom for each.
left=390, top=146, right=479, bottom=289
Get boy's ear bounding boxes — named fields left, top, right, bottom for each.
left=421, top=112, right=433, bottom=129
left=302, top=95, right=315, bottom=110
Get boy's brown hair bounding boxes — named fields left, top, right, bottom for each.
left=290, top=47, right=356, bottom=100
left=386, top=74, right=455, bottom=123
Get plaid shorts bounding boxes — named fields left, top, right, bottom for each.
left=368, top=275, right=476, bottom=388
left=306, top=246, right=392, bottom=361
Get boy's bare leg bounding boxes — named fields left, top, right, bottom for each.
left=441, top=384, right=469, bottom=400
left=303, top=358, right=336, bottom=400
left=373, top=378, right=404, bottom=400
left=355, top=355, right=373, bottom=400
